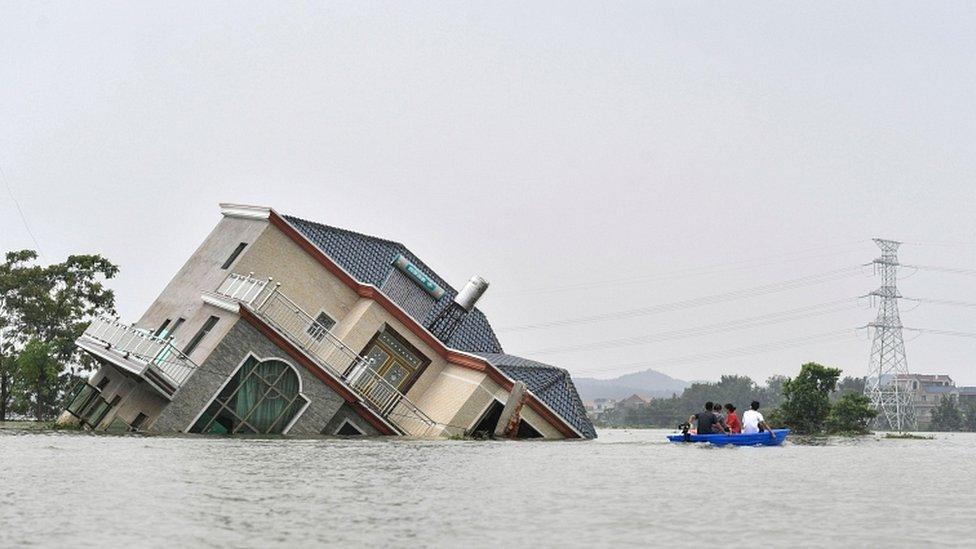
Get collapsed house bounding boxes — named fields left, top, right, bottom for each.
left=59, top=204, right=596, bottom=439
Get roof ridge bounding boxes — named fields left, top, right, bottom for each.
left=283, top=214, right=409, bottom=250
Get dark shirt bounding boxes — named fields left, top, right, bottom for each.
left=695, top=410, right=719, bottom=434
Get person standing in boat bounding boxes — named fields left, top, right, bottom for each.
left=688, top=402, right=726, bottom=435
left=724, top=403, right=742, bottom=434
left=742, top=400, right=775, bottom=438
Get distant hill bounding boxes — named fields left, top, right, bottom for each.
left=574, top=369, right=690, bottom=401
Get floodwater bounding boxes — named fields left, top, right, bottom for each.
left=1, top=428, right=974, bottom=548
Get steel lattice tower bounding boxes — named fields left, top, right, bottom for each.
left=864, top=238, right=917, bottom=431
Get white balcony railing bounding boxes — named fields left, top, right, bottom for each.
left=82, top=316, right=198, bottom=389
left=215, top=273, right=437, bottom=436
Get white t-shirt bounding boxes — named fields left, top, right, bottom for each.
left=742, top=409, right=764, bottom=434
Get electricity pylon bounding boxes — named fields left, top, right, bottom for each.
left=864, top=238, right=917, bottom=431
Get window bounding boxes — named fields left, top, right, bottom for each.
left=154, top=319, right=171, bottom=337
left=306, top=311, right=336, bottom=341
left=190, top=357, right=308, bottom=435
left=334, top=420, right=364, bottom=436
left=516, top=420, right=543, bottom=439
left=96, top=377, right=111, bottom=390
left=168, top=317, right=186, bottom=337
left=469, top=400, right=505, bottom=438
left=182, top=316, right=219, bottom=356
left=130, top=412, right=149, bottom=431
left=221, top=242, right=248, bottom=270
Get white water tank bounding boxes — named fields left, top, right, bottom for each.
left=454, top=276, right=489, bottom=311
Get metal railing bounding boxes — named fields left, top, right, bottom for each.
left=83, top=316, right=198, bottom=388
left=215, top=273, right=437, bottom=436
left=216, top=272, right=269, bottom=304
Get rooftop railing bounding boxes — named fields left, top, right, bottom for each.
left=82, top=316, right=198, bottom=389
left=215, top=273, right=437, bottom=436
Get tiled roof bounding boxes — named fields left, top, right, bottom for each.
left=283, top=215, right=503, bottom=354
left=475, top=352, right=598, bottom=439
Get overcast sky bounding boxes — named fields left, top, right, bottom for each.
left=2, top=2, right=974, bottom=384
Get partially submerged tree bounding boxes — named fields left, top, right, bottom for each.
left=826, top=393, right=876, bottom=434
left=779, top=362, right=841, bottom=434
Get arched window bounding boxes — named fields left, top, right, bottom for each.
left=190, top=356, right=308, bottom=435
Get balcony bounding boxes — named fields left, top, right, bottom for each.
left=77, top=317, right=198, bottom=398
left=212, top=273, right=437, bottom=436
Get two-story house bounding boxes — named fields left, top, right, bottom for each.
left=59, top=204, right=596, bottom=439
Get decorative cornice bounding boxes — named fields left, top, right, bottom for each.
left=219, top=203, right=272, bottom=220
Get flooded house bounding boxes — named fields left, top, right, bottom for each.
left=59, top=204, right=596, bottom=439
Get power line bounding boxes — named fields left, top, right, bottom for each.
left=903, top=327, right=976, bottom=339
left=904, top=297, right=976, bottom=309
left=498, top=266, right=864, bottom=332
left=901, top=264, right=976, bottom=277
left=522, top=298, right=861, bottom=355
left=569, top=329, right=859, bottom=377
left=0, top=162, right=43, bottom=258
left=493, top=240, right=869, bottom=298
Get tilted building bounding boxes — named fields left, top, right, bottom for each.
left=59, top=204, right=595, bottom=439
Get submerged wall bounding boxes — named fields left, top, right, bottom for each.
left=151, top=318, right=380, bottom=436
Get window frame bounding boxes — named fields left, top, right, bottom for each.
left=220, top=242, right=248, bottom=270
left=306, top=310, right=337, bottom=342
left=182, top=316, right=220, bottom=356
left=332, top=419, right=366, bottom=436
left=184, top=353, right=310, bottom=435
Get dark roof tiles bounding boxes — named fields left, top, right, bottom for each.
left=283, top=213, right=595, bottom=439
left=283, top=214, right=503, bottom=354
left=475, top=352, right=598, bottom=439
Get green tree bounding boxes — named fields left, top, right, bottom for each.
left=779, top=362, right=841, bottom=434
left=12, top=339, right=61, bottom=420
left=825, top=393, right=876, bottom=434
left=929, top=395, right=963, bottom=432
left=962, top=402, right=976, bottom=432
left=833, top=376, right=866, bottom=400
left=0, top=250, right=42, bottom=421
left=0, top=250, right=118, bottom=420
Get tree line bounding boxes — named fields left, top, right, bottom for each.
left=0, top=250, right=117, bottom=421
left=928, top=395, right=976, bottom=432
left=599, top=363, right=877, bottom=435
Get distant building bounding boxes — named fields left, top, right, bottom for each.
left=617, top=394, right=648, bottom=411
left=592, top=398, right=616, bottom=412
left=897, top=374, right=976, bottom=427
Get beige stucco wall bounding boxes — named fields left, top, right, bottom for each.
left=101, top=209, right=565, bottom=439
left=135, top=215, right=273, bottom=367
left=89, top=363, right=169, bottom=429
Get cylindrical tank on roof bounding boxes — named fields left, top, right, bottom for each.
left=454, top=276, right=489, bottom=312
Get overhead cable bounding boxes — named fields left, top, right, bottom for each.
left=492, top=240, right=869, bottom=298
left=523, top=298, right=861, bottom=355
left=568, top=329, right=859, bottom=377
left=498, top=266, right=864, bottom=332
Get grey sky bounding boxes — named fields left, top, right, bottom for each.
left=2, top=2, right=974, bottom=384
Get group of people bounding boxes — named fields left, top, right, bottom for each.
left=687, top=400, right=774, bottom=437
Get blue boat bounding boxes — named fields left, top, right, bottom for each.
left=667, top=429, right=790, bottom=446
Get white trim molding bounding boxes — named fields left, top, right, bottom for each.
left=333, top=418, right=366, bottom=436
left=220, top=203, right=272, bottom=220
